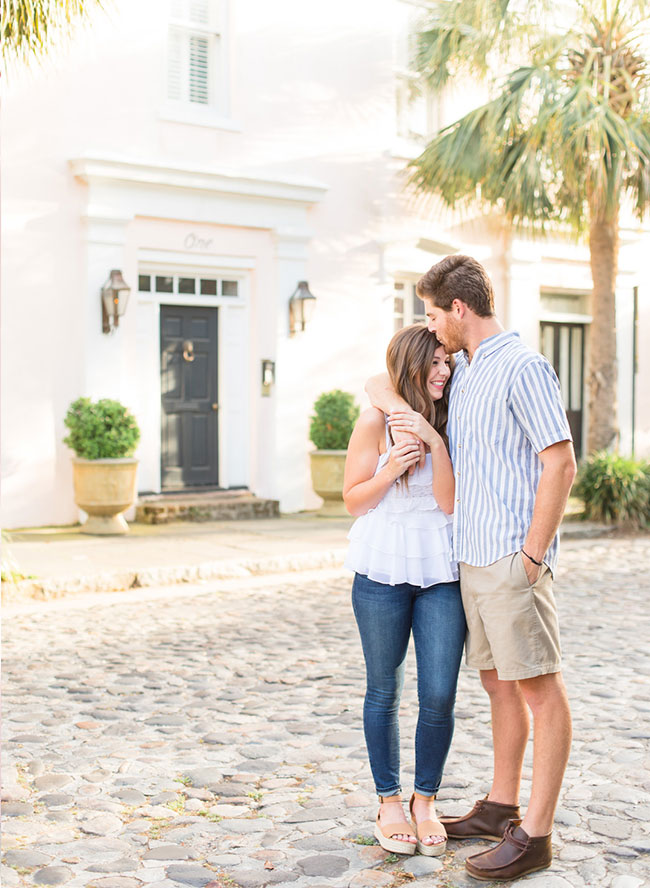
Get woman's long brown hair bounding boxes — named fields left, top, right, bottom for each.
left=386, top=324, right=453, bottom=451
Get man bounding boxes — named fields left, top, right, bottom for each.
left=366, top=255, right=576, bottom=881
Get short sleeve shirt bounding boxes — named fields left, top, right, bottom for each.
left=448, top=332, right=572, bottom=574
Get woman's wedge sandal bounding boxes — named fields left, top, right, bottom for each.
left=374, top=796, right=417, bottom=855
left=409, top=792, right=448, bottom=857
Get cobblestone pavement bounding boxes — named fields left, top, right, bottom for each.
left=2, top=536, right=649, bottom=888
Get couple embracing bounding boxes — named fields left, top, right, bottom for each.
left=342, top=255, right=576, bottom=882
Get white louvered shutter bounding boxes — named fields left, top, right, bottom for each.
left=167, top=28, right=183, bottom=101
left=189, top=35, right=210, bottom=104
left=189, top=0, right=210, bottom=25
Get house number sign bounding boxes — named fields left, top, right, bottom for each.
left=184, top=232, right=214, bottom=251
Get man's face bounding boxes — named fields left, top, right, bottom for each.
left=424, top=298, right=466, bottom=353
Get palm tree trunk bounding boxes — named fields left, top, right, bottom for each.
left=587, top=207, right=619, bottom=452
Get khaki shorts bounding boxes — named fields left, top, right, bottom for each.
left=459, top=552, right=562, bottom=681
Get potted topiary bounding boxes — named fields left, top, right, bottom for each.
left=63, top=397, right=141, bottom=534
left=309, top=389, right=359, bottom=514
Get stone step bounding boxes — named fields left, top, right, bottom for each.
left=136, top=491, right=280, bottom=524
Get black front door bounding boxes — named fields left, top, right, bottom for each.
left=540, top=321, right=585, bottom=457
left=160, top=306, right=218, bottom=489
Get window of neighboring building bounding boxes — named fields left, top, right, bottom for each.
left=394, top=4, right=443, bottom=148
left=163, top=0, right=236, bottom=128
left=393, top=281, right=427, bottom=332
left=395, top=67, right=442, bottom=143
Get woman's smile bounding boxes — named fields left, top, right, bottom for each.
left=427, top=346, right=451, bottom=399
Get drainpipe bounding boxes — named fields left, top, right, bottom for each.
left=501, top=222, right=513, bottom=330
left=632, top=286, right=638, bottom=456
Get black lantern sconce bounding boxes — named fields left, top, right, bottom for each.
left=261, top=359, right=276, bottom=397
left=101, top=269, right=131, bottom=334
left=288, top=280, right=316, bottom=335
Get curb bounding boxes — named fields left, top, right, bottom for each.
left=560, top=521, right=618, bottom=539
left=0, top=522, right=621, bottom=603
left=1, top=548, right=349, bottom=603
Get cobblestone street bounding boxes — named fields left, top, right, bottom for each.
left=2, top=536, right=649, bottom=888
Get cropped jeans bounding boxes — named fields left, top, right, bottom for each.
left=351, top=573, right=466, bottom=797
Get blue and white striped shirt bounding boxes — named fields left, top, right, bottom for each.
left=448, top=331, right=572, bottom=574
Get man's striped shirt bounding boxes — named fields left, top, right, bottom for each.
left=448, top=331, right=572, bottom=574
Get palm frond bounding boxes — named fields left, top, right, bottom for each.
left=1, top=0, right=104, bottom=65
left=413, top=0, right=555, bottom=90
left=410, top=0, right=650, bottom=232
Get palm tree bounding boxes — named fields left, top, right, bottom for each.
left=409, top=0, right=650, bottom=453
left=1, top=0, right=104, bottom=65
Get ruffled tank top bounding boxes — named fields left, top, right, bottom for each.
left=344, top=419, right=458, bottom=587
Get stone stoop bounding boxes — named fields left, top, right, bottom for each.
left=136, top=490, right=280, bottom=524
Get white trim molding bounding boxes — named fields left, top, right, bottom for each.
left=138, top=248, right=256, bottom=270
left=70, top=155, right=329, bottom=207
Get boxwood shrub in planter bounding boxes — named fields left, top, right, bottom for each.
left=308, top=390, right=359, bottom=514
left=63, top=398, right=141, bottom=534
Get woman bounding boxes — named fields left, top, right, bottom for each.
left=343, top=324, right=466, bottom=857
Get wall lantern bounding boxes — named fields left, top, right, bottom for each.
left=261, top=359, right=275, bottom=397
left=101, top=269, right=131, bottom=334
left=289, top=280, right=316, bottom=335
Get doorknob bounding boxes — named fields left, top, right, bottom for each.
left=212, top=403, right=219, bottom=411
left=182, top=340, right=195, bottom=362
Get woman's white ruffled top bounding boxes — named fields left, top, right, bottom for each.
left=344, top=425, right=458, bottom=587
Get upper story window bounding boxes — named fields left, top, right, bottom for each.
left=167, top=0, right=220, bottom=107
left=162, top=0, right=237, bottom=128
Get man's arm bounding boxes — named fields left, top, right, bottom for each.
left=365, top=373, right=425, bottom=469
left=365, top=372, right=410, bottom=414
left=522, top=440, right=577, bottom=582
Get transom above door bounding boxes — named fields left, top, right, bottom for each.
left=140, top=273, right=239, bottom=299
left=160, top=305, right=219, bottom=489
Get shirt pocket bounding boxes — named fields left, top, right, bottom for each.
left=466, top=395, right=510, bottom=446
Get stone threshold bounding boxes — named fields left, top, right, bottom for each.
left=136, top=490, right=280, bottom=524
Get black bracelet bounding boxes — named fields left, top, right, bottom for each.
left=522, top=549, right=543, bottom=566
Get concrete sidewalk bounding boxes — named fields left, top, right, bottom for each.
left=1, top=514, right=355, bottom=601
left=1, top=511, right=613, bottom=602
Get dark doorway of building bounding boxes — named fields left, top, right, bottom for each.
left=540, top=321, right=585, bottom=457
left=160, top=306, right=219, bottom=489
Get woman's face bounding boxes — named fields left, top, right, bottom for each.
left=426, top=346, right=452, bottom=400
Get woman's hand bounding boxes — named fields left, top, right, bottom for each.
left=388, top=410, right=437, bottom=447
left=386, top=439, right=423, bottom=479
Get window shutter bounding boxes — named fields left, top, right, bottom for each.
left=189, top=0, right=210, bottom=26
left=171, top=0, right=212, bottom=24
left=188, top=35, right=210, bottom=104
left=167, top=29, right=183, bottom=101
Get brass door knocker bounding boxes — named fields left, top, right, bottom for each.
left=182, top=340, right=195, bottom=362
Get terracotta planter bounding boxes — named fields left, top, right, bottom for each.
left=309, top=450, right=348, bottom=515
left=72, top=458, right=139, bottom=535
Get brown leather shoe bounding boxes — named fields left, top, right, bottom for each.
left=465, top=820, right=552, bottom=881
left=440, top=796, right=520, bottom=841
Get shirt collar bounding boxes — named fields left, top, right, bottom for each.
left=463, top=330, right=519, bottom=363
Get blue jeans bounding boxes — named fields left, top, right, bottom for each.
left=351, top=573, right=466, bottom=797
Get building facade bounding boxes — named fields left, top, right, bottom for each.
left=2, top=0, right=649, bottom=528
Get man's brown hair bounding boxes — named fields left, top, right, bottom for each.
left=416, top=254, right=495, bottom=317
